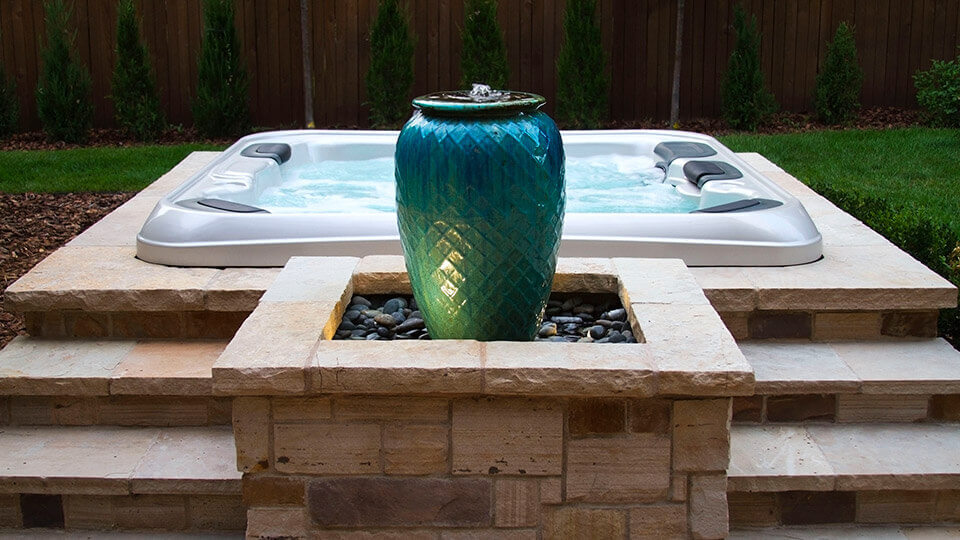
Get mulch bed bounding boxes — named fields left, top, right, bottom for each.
left=0, top=106, right=931, bottom=349
left=0, top=192, right=133, bottom=348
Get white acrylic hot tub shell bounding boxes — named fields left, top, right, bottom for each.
left=136, top=129, right=822, bottom=267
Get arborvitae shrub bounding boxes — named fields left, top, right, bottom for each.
left=814, top=22, right=862, bottom=125
left=367, top=0, right=415, bottom=128
left=112, top=0, right=164, bottom=141
left=460, top=0, right=508, bottom=90
left=0, top=57, right=18, bottom=138
left=194, top=0, right=250, bottom=138
left=36, top=0, right=93, bottom=143
left=914, top=51, right=960, bottom=128
left=556, top=0, right=608, bottom=129
left=721, top=4, right=776, bottom=131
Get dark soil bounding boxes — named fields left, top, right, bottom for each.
left=0, top=192, right=133, bottom=347
left=0, top=127, right=234, bottom=152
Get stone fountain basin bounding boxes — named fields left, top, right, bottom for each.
left=211, top=256, right=754, bottom=399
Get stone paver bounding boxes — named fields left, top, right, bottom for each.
left=0, top=338, right=135, bottom=396
left=202, top=268, right=280, bottom=311
left=111, top=341, right=225, bottom=396
left=732, top=423, right=960, bottom=493
left=614, top=258, right=710, bottom=306
left=832, top=340, right=960, bottom=394
left=131, top=426, right=241, bottom=494
left=259, top=256, right=359, bottom=303
left=0, top=426, right=239, bottom=496
left=728, top=425, right=835, bottom=492
left=740, top=341, right=861, bottom=394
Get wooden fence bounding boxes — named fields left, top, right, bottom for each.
left=1, top=0, right=959, bottom=130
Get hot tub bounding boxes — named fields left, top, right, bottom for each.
left=136, top=129, right=822, bottom=267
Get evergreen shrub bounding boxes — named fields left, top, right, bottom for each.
left=36, top=0, right=93, bottom=143
left=721, top=4, right=776, bottom=131
left=914, top=51, right=960, bottom=127
left=112, top=0, right=164, bottom=141
left=194, top=0, right=250, bottom=138
left=556, top=0, right=608, bottom=129
left=814, top=22, right=862, bottom=125
left=367, top=0, right=415, bottom=128
left=460, top=0, right=508, bottom=89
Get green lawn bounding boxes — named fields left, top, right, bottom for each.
left=0, top=143, right=226, bottom=193
left=719, top=127, right=960, bottom=235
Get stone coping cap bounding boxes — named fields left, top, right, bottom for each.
left=0, top=337, right=227, bottom=396
left=729, top=423, right=960, bottom=492
left=4, top=151, right=955, bottom=315
left=742, top=338, right=960, bottom=395
left=212, top=256, right=755, bottom=398
left=0, top=425, right=240, bottom=495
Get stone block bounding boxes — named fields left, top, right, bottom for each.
left=484, top=342, right=657, bottom=397
left=857, top=490, right=939, bottom=524
left=0, top=397, right=8, bottom=425
left=779, top=491, right=855, bottom=525
left=315, top=340, right=484, bottom=395
left=318, top=531, right=437, bottom=540
left=732, top=396, right=763, bottom=422
left=243, top=475, right=305, bottom=507
left=61, top=496, right=111, bottom=530
left=728, top=425, right=836, bottom=492
left=188, top=495, right=246, bottom=530
left=727, top=492, right=778, bottom=527
left=629, top=503, right=687, bottom=539
left=112, top=312, right=184, bottom=339
left=110, top=340, right=224, bottom=396
left=113, top=494, right=187, bottom=530
left=882, top=311, right=939, bottom=337
left=748, top=311, right=812, bottom=339
left=308, top=477, right=491, bottom=527
left=930, top=394, right=960, bottom=421
left=384, top=424, right=448, bottom=475
left=63, top=311, right=111, bottom=338
left=9, top=396, right=55, bottom=425
left=614, top=258, right=710, bottom=306
left=0, top=494, right=21, bottom=527
left=24, top=311, right=64, bottom=338
left=335, top=396, right=448, bottom=423
left=672, top=399, right=731, bottom=472
left=567, top=434, right=671, bottom=503
left=51, top=397, right=98, bottom=425
left=0, top=337, right=134, bottom=396
left=718, top=311, right=749, bottom=340
left=552, top=258, right=619, bottom=293
left=202, top=267, right=280, bottom=311
left=741, top=341, right=860, bottom=395
left=813, top=312, right=881, bottom=340
left=183, top=311, right=250, bottom=339
left=629, top=398, right=671, bottom=434
left=671, top=474, right=687, bottom=502
left=273, top=397, right=333, bottom=422
left=259, top=256, right=357, bottom=305
left=832, top=339, right=960, bottom=395
left=208, top=397, right=233, bottom=425
left=274, top=423, right=380, bottom=475
left=542, top=507, right=626, bottom=540
left=766, top=394, right=836, bottom=422
left=452, top=397, right=563, bottom=476
left=353, top=255, right=413, bottom=294
left=130, top=426, right=241, bottom=494
left=837, top=394, right=929, bottom=422
left=568, top=398, right=625, bottom=435
left=690, top=267, right=758, bottom=312
left=936, top=490, right=960, bottom=521
left=233, top=397, right=271, bottom=473
left=441, top=531, right=537, bottom=540
left=539, top=478, right=562, bottom=505
left=689, top=474, right=728, bottom=540
left=98, top=396, right=210, bottom=426
left=247, top=507, right=308, bottom=539
left=494, top=478, right=539, bottom=528
left=20, top=494, right=64, bottom=528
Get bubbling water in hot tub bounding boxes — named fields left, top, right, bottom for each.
left=255, top=154, right=698, bottom=214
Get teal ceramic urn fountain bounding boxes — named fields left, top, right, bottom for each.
left=395, top=85, right=565, bottom=341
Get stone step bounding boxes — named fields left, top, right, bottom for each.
left=734, top=339, right=960, bottom=423
left=0, top=425, right=243, bottom=532
left=730, top=525, right=960, bottom=539
left=0, top=338, right=231, bottom=427
left=0, top=530, right=241, bottom=538
left=728, top=423, right=960, bottom=528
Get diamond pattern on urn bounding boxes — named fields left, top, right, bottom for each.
left=396, top=111, right=565, bottom=340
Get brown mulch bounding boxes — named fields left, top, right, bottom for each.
left=0, top=192, right=133, bottom=348
left=0, top=127, right=234, bottom=152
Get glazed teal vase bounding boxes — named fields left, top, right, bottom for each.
left=395, top=88, right=565, bottom=341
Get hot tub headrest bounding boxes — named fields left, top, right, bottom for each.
left=654, top=141, right=717, bottom=169
left=682, top=160, right=743, bottom=188
left=240, top=143, right=292, bottom=165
